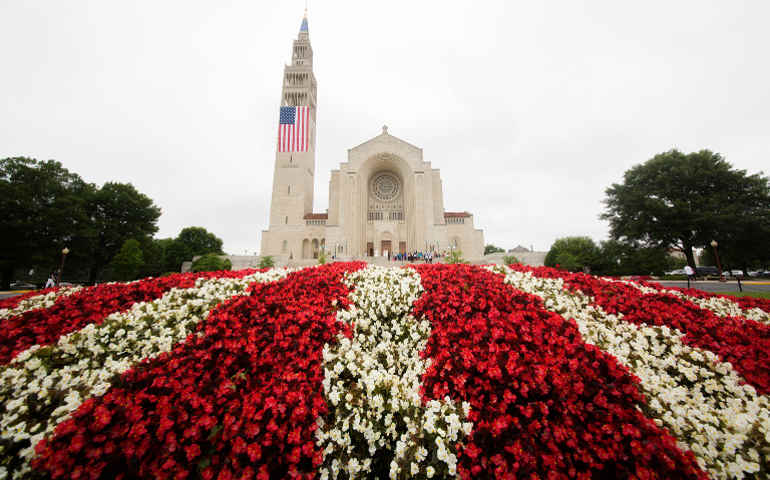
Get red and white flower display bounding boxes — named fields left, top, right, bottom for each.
left=0, top=263, right=767, bottom=479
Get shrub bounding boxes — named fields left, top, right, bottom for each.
left=318, top=251, right=327, bottom=265
left=484, top=244, right=505, bottom=255
left=191, top=254, right=231, bottom=273
left=503, top=254, right=520, bottom=265
left=545, top=237, right=601, bottom=272
left=259, top=256, right=275, bottom=269
left=445, top=249, right=467, bottom=264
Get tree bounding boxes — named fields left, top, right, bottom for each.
left=137, top=237, right=167, bottom=278
left=602, top=149, right=770, bottom=269
left=484, top=244, right=505, bottom=255
left=110, top=239, right=144, bottom=280
left=191, top=253, right=231, bottom=273
left=177, top=227, right=224, bottom=257
left=160, top=227, right=225, bottom=273
left=0, top=158, right=93, bottom=290
left=163, top=239, right=191, bottom=273
left=597, top=239, right=684, bottom=276
left=86, top=182, right=161, bottom=283
left=545, top=237, right=602, bottom=272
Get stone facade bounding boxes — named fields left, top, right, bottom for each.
left=260, top=14, right=484, bottom=260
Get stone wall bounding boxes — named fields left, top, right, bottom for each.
left=480, top=251, right=548, bottom=266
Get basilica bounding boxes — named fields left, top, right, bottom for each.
left=260, top=13, right=484, bottom=260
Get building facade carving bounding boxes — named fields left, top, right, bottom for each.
left=260, top=13, right=484, bottom=260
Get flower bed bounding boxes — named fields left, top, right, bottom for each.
left=0, top=271, right=261, bottom=365
left=0, top=263, right=768, bottom=479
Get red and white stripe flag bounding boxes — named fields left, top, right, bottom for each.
left=278, top=105, right=309, bottom=152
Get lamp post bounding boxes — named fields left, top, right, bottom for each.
left=711, top=240, right=725, bottom=282
left=57, top=247, right=70, bottom=285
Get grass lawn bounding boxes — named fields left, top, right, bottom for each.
left=714, top=291, right=770, bottom=299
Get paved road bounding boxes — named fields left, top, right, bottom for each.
left=0, top=290, right=33, bottom=301
left=656, top=280, right=770, bottom=293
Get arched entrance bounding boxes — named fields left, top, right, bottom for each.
left=357, top=153, right=415, bottom=257
left=312, top=239, right=320, bottom=259
left=381, top=231, right=393, bottom=259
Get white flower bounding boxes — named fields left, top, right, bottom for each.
left=489, top=265, right=770, bottom=480
left=315, top=267, right=471, bottom=478
left=0, top=268, right=290, bottom=475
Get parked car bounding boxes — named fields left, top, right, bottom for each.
left=695, top=266, right=719, bottom=277
left=9, top=281, right=36, bottom=290
left=665, top=269, right=686, bottom=275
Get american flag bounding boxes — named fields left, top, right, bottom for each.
left=278, top=106, right=309, bottom=152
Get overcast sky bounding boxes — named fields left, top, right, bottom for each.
left=2, top=1, right=769, bottom=255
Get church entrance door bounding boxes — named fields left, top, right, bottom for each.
left=367, top=242, right=374, bottom=257
left=399, top=241, right=406, bottom=255
left=381, top=240, right=392, bottom=258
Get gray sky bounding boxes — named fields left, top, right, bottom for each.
left=2, top=1, right=769, bottom=255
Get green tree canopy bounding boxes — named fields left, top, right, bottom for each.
left=177, top=227, right=224, bottom=257
left=0, top=157, right=162, bottom=287
left=601, top=149, right=770, bottom=269
left=110, top=239, right=144, bottom=281
left=159, top=227, right=225, bottom=273
left=191, top=253, right=231, bottom=273
left=86, top=182, right=161, bottom=283
left=163, top=239, right=192, bottom=273
left=0, top=158, right=93, bottom=289
left=597, top=239, right=685, bottom=276
left=484, top=244, right=505, bottom=255
left=545, top=236, right=602, bottom=272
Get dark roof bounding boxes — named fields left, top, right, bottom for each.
left=303, top=213, right=328, bottom=220
left=443, top=212, right=471, bottom=218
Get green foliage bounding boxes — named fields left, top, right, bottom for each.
left=85, top=182, right=161, bottom=283
left=503, top=255, right=520, bottom=265
left=595, top=239, right=685, bottom=276
left=191, top=253, right=231, bottom=273
left=484, top=244, right=505, bottom=255
left=445, top=249, right=467, bottom=264
left=137, top=237, right=166, bottom=278
left=258, top=256, right=275, bottom=269
left=0, top=158, right=94, bottom=289
left=0, top=158, right=160, bottom=286
left=545, top=237, right=602, bottom=272
left=602, top=149, right=770, bottom=269
left=177, top=227, right=224, bottom=257
left=161, top=227, right=225, bottom=273
left=163, top=239, right=192, bottom=273
left=317, top=251, right=327, bottom=265
left=716, top=291, right=770, bottom=299
left=110, top=239, right=144, bottom=281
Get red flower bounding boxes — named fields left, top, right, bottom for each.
left=32, top=263, right=365, bottom=479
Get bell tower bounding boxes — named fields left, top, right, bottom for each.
left=267, top=10, right=317, bottom=228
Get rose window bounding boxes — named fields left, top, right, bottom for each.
left=371, top=173, right=401, bottom=202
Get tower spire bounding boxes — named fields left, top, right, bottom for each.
left=299, top=8, right=309, bottom=34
